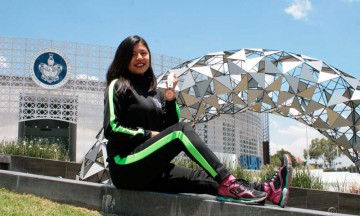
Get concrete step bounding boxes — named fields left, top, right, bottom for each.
left=0, top=169, right=354, bottom=216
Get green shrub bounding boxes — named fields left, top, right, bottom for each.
left=0, top=139, right=70, bottom=161
left=292, top=168, right=324, bottom=190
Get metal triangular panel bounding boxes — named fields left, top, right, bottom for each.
left=249, top=73, right=266, bottom=89
left=180, top=107, right=194, bottom=120
left=230, top=74, right=242, bottom=83
left=191, top=66, right=213, bottom=78
left=180, top=92, right=201, bottom=106
left=354, top=142, right=360, bottom=151
left=169, top=67, right=189, bottom=78
left=264, top=74, right=277, bottom=88
left=347, top=110, right=360, bottom=125
left=180, top=72, right=196, bottom=90
left=264, top=59, right=280, bottom=74
left=335, top=134, right=352, bottom=150
left=287, top=52, right=304, bottom=61
left=301, top=54, right=319, bottom=61
left=156, top=72, right=167, bottom=83
left=277, top=92, right=294, bottom=105
left=297, top=85, right=317, bottom=99
left=343, top=76, right=359, bottom=90
left=278, top=106, right=290, bottom=116
left=214, top=79, right=232, bottom=94
left=85, top=143, right=101, bottom=162
left=196, top=79, right=212, bottom=98
left=247, top=48, right=264, bottom=52
left=327, top=93, right=349, bottom=107
left=327, top=108, right=351, bottom=128
left=313, top=117, right=330, bottom=129
left=248, top=90, right=264, bottom=104
left=234, top=75, right=249, bottom=92
left=100, top=143, right=108, bottom=167
left=318, top=72, right=339, bottom=83
left=215, top=76, right=232, bottom=89
left=304, top=100, right=325, bottom=114
left=228, top=49, right=246, bottom=60
left=350, top=90, right=360, bottom=101
left=264, top=50, right=281, bottom=57
left=195, top=102, right=206, bottom=121
left=250, top=102, right=262, bottom=112
left=246, top=56, right=263, bottom=72
left=282, top=61, right=302, bottom=74
left=332, top=119, right=352, bottom=129
left=262, top=92, right=276, bottom=108
left=285, top=76, right=300, bottom=93
left=291, top=97, right=303, bottom=113
left=84, top=162, right=106, bottom=179
left=265, top=76, right=283, bottom=91
left=204, top=95, right=220, bottom=110
left=187, top=57, right=201, bottom=68
left=300, top=66, right=317, bottom=83
left=306, top=60, right=323, bottom=72
left=228, top=59, right=248, bottom=75
left=231, top=93, right=247, bottom=106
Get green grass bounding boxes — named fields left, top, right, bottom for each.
left=0, top=188, right=101, bottom=216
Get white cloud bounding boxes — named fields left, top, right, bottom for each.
left=284, top=0, right=312, bottom=20
left=270, top=120, right=324, bottom=160
left=270, top=117, right=355, bottom=167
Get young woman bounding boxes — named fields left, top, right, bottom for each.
left=103, top=35, right=292, bottom=206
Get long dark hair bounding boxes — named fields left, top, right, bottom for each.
left=106, top=35, right=157, bottom=93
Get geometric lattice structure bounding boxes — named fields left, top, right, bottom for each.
left=77, top=134, right=111, bottom=184
left=157, top=49, right=360, bottom=172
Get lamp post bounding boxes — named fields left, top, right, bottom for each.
left=306, top=125, right=310, bottom=174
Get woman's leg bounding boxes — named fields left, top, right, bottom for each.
left=145, top=163, right=219, bottom=195
left=109, top=122, right=266, bottom=203
left=109, top=122, right=230, bottom=189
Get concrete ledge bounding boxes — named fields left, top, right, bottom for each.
left=0, top=170, right=354, bottom=216
left=7, top=154, right=81, bottom=179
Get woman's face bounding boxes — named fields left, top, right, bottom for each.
left=128, top=42, right=150, bottom=76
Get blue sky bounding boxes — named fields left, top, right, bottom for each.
left=1, top=0, right=359, bottom=165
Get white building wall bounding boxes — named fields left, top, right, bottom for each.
left=195, top=111, right=264, bottom=164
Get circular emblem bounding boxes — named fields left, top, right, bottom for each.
left=30, top=48, right=71, bottom=89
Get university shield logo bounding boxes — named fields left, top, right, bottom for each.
left=30, top=48, right=71, bottom=89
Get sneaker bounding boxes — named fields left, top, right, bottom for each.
left=216, top=175, right=266, bottom=204
left=263, top=154, right=293, bottom=207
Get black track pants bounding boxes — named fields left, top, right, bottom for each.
left=108, top=122, right=231, bottom=195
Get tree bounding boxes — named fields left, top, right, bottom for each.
left=303, top=138, right=341, bottom=168
left=271, top=149, right=298, bottom=168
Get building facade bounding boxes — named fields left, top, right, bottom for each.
left=195, top=112, right=266, bottom=170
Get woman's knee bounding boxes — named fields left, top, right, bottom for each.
left=174, top=122, right=191, bottom=130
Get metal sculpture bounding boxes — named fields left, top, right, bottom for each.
left=157, top=48, right=360, bottom=172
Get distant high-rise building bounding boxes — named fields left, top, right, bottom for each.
left=195, top=111, right=266, bottom=170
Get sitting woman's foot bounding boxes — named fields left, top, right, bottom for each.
left=216, top=175, right=266, bottom=204
left=263, top=154, right=293, bottom=207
